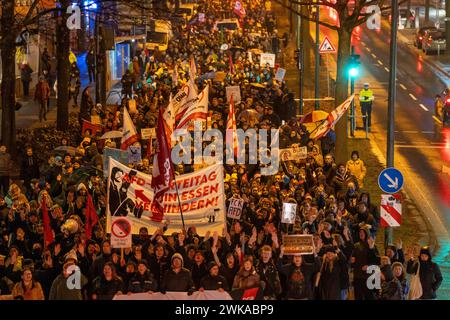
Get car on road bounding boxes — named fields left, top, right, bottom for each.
left=422, top=30, right=446, bottom=55
left=414, top=26, right=437, bottom=49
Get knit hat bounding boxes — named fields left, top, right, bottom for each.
left=323, top=245, right=336, bottom=254
left=420, top=246, right=432, bottom=259
left=208, top=261, right=218, bottom=271
left=137, top=259, right=148, bottom=268
left=171, top=253, right=184, bottom=266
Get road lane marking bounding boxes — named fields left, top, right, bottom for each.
left=432, top=116, right=443, bottom=124
left=395, top=145, right=449, bottom=149
left=419, top=104, right=429, bottom=111
left=371, top=53, right=377, bottom=58
left=377, top=60, right=383, bottom=65
left=384, top=67, right=389, bottom=72
left=399, top=83, right=407, bottom=90
left=409, top=93, right=418, bottom=100
left=361, top=41, right=366, bottom=46
left=366, top=47, right=371, bottom=52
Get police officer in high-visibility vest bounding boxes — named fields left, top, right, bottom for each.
left=359, top=83, right=374, bottom=131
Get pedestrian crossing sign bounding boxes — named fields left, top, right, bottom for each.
left=319, top=36, right=336, bottom=53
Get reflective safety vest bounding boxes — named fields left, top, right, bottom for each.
left=359, top=89, right=374, bottom=102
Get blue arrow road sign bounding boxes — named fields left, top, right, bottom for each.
left=378, top=167, right=404, bottom=194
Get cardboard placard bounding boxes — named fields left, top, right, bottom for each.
left=111, top=217, right=132, bottom=248
left=214, top=71, right=227, bottom=82
left=282, top=235, right=314, bottom=255
left=128, top=146, right=142, bottom=164
left=281, top=202, right=297, bottom=224
left=275, top=68, right=286, bottom=82
left=141, top=128, right=155, bottom=140
left=227, top=198, right=244, bottom=220
left=279, top=146, right=307, bottom=162
left=226, top=85, right=241, bottom=103
left=260, top=53, right=276, bottom=68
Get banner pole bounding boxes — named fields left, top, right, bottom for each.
left=171, top=176, right=186, bottom=232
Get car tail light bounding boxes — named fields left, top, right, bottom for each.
left=446, top=98, right=450, bottom=104
left=419, top=36, right=423, bottom=40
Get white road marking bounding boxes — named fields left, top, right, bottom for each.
left=395, top=145, right=449, bottom=149
left=371, top=53, right=377, bottom=58
left=419, top=104, right=429, bottom=111
left=361, top=41, right=366, bottom=46
left=366, top=47, right=371, bottom=52
left=399, top=83, right=407, bottom=90
left=409, top=93, right=418, bottom=100
left=384, top=67, right=389, bottom=72
left=377, top=60, right=383, bottom=65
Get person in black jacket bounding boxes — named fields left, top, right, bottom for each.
left=317, top=245, right=349, bottom=300
left=351, top=225, right=380, bottom=300
left=255, top=245, right=282, bottom=299
left=406, top=246, right=442, bottom=300
left=127, top=259, right=158, bottom=293
left=91, top=262, right=124, bottom=300
left=20, top=147, right=40, bottom=197
left=161, top=253, right=195, bottom=294
left=199, top=262, right=228, bottom=292
left=190, top=250, right=208, bottom=289
left=79, top=86, right=94, bottom=127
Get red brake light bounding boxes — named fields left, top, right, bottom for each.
left=446, top=98, right=450, bottom=104
left=419, top=36, right=423, bottom=40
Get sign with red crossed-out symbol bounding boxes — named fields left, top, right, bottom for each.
left=380, top=194, right=402, bottom=227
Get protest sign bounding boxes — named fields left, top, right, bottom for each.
left=111, top=217, right=132, bottom=248
left=260, top=53, right=276, bottom=67
left=141, top=128, right=155, bottom=140
left=227, top=198, right=244, bottom=220
left=275, top=68, right=286, bottom=81
left=279, top=146, right=307, bottom=162
left=281, top=202, right=297, bottom=224
left=106, top=158, right=226, bottom=235
left=226, top=86, right=241, bottom=103
left=282, top=235, right=314, bottom=255
left=128, top=146, right=142, bottom=164
left=82, top=120, right=103, bottom=136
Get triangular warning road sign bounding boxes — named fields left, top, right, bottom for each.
left=319, top=36, right=336, bottom=53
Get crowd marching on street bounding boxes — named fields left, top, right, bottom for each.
left=0, top=0, right=442, bottom=300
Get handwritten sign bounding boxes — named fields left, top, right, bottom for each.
left=226, top=86, right=241, bottom=103
left=282, top=235, right=314, bottom=255
left=281, top=202, right=297, bottom=224
left=227, top=198, right=244, bottom=220
left=260, top=53, right=276, bottom=68
left=279, top=146, right=307, bottom=162
left=141, top=128, right=155, bottom=140
left=275, top=68, right=286, bottom=82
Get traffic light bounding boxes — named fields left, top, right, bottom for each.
left=347, top=54, right=361, bottom=78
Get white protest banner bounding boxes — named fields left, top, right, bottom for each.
left=227, top=198, right=244, bottom=220
left=111, top=217, right=132, bottom=248
left=107, top=158, right=226, bottom=236
left=282, top=235, right=314, bottom=255
left=141, top=128, right=155, bottom=140
left=128, top=146, right=142, bottom=164
left=260, top=53, right=276, bottom=68
left=281, top=202, right=297, bottom=224
left=113, top=290, right=232, bottom=300
left=279, top=146, right=307, bottom=162
left=275, top=68, right=286, bottom=82
left=226, top=86, right=241, bottom=103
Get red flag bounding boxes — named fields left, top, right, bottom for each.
left=229, top=54, right=235, bottom=75
left=150, top=108, right=175, bottom=222
left=85, top=194, right=99, bottom=240
left=41, top=195, right=54, bottom=247
left=226, top=95, right=238, bottom=162
left=121, top=107, right=140, bottom=150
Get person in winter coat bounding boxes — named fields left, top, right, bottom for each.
left=11, top=267, right=45, bottom=300
left=406, top=246, right=442, bottom=300
left=317, top=245, right=349, bottom=300
left=79, top=87, right=94, bottom=127
left=34, top=76, right=51, bottom=122
left=392, top=261, right=409, bottom=299
left=190, top=250, right=209, bottom=290
left=0, top=145, right=12, bottom=196
left=20, top=63, right=33, bottom=97
left=49, top=259, right=88, bottom=300
left=213, top=248, right=239, bottom=292
left=89, top=240, right=112, bottom=281
left=127, top=260, right=158, bottom=293
left=149, top=244, right=169, bottom=289
left=351, top=225, right=380, bottom=300
left=278, top=244, right=321, bottom=300
left=161, top=253, right=196, bottom=294
left=255, top=245, right=282, bottom=299
left=380, top=261, right=403, bottom=300
left=346, top=151, right=367, bottom=189
left=121, top=70, right=133, bottom=99
left=199, top=262, right=228, bottom=292
left=385, top=240, right=405, bottom=264
left=331, top=164, right=359, bottom=195
left=232, top=256, right=261, bottom=290
left=92, top=262, right=124, bottom=300
left=20, top=147, right=40, bottom=197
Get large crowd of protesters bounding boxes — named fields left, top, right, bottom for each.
left=0, top=0, right=442, bottom=300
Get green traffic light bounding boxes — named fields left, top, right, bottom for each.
left=348, top=67, right=359, bottom=78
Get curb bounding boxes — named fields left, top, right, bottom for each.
left=366, top=132, right=440, bottom=254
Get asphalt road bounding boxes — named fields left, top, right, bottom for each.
left=316, top=8, right=450, bottom=298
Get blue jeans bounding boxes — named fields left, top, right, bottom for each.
left=341, top=289, right=348, bottom=301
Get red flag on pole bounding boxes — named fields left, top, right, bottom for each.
left=85, top=193, right=99, bottom=240
left=41, top=195, right=54, bottom=247
left=150, top=109, right=176, bottom=222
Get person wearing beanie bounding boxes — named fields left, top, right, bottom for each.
left=199, top=261, right=228, bottom=292
left=317, top=244, right=348, bottom=300
left=160, top=253, right=195, bottom=294
left=127, top=259, right=157, bottom=294
left=406, top=246, right=442, bottom=299
left=351, top=225, right=380, bottom=300
left=380, top=257, right=403, bottom=300
left=385, top=239, right=405, bottom=264
left=49, top=259, right=88, bottom=300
